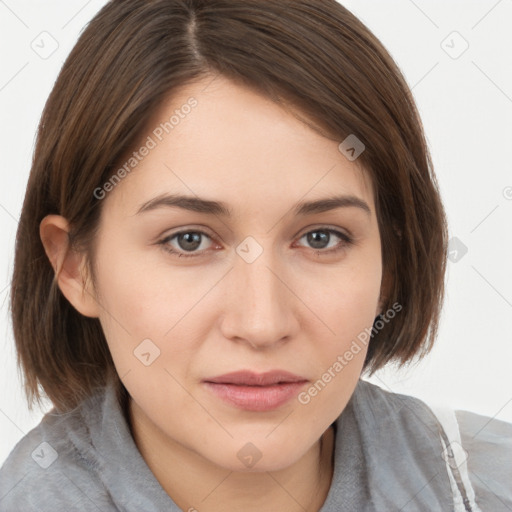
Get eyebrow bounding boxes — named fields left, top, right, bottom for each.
left=136, top=193, right=371, bottom=217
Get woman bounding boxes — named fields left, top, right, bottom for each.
left=0, top=1, right=510, bottom=510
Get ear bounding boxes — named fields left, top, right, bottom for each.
left=39, top=215, right=100, bottom=318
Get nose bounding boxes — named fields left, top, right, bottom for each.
left=219, top=246, right=299, bottom=350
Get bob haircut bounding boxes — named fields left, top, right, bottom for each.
left=11, top=0, right=448, bottom=413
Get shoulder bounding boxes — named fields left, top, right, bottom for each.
left=348, top=379, right=451, bottom=463
left=455, top=409, right=512, bottom=511
left=0, top=390, right=117, bottom=511
left=332, top=379, right=456, bottom=509
left=351, top=379, right=512, bottom=511
left=351, top=378, right=439, bottom=424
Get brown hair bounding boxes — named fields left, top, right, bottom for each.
left=11, top=0, right=448, bottom=413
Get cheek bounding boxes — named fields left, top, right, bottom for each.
left=304, top=249, right=381, bottom=388
left=314, top=255, right=382, bottom=339
left=93, top=238, right=190, bottom=329
left=297, top=270, right=379, bottom=421
left=92, top=240, right=215, bottom=378
left=90, top=243, right=172, bottom=358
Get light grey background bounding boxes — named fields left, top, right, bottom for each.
left=1, top=0, right=511, bottom=467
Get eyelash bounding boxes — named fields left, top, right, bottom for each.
left=158, top=227, right=354, bottom=259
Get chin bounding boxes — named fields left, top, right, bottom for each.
left=201, top=438, right=311, bottom=474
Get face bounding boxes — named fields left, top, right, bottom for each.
left=89, top=75, right=383, bottom=472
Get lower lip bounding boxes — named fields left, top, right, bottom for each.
left=203, top=381, right=307, bottom=411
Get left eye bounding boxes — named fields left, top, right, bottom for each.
left=296, top=228, right=353, bottom=253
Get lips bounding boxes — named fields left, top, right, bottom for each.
left=204, top=370, right=308, bottom=386
left=203, top=370, right=308, bottom=411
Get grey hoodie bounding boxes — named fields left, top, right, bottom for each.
left=0, top=379, right=510, bottom=511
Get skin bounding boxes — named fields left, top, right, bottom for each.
left=40, top=75, right=386, bottom=511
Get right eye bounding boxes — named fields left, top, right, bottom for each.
left=159, top=230, right=217, bottom=258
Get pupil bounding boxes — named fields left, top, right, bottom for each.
left=308, top=231, right=329, bottom=249
left=179, top=232, right=201, bottom=251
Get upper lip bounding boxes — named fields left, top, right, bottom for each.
left=203, top=370, right=308, bottom=386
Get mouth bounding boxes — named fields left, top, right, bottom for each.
left=202, top=370, right=309, bottom=411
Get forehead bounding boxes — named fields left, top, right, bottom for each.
left=106, top=75, right=375, bottom=217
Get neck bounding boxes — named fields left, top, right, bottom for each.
left=128, top=398, right=335, bottom=512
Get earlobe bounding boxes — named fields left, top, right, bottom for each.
left=39, top=215, right=100, bottom=318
